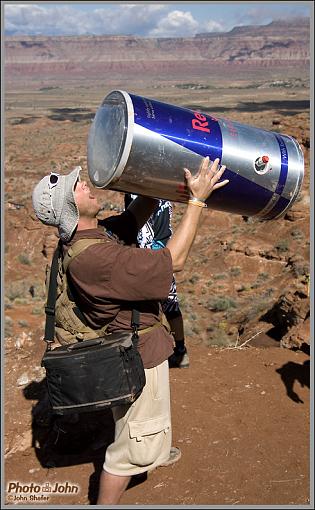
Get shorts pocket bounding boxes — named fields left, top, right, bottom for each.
left=128, top=415, right=171, bottom=466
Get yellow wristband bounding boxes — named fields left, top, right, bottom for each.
left=188, top=198, right=207, bottom=208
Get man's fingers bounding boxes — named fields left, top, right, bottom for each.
left=199, top=156, right=210, bottom=175
left=212, top=164, right=226, bottom=180
left=209, top=158, right=220, bottom=174
left=184, top=168, right=192, bottom=181
left=213, top=179, right=229, bottom=190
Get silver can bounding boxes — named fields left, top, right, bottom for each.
left=87, top=90, right=304, bottom=220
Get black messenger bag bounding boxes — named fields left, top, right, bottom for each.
left=42, top=331, right=145, bottom=415
left=41, top=244, right=146, bottom=415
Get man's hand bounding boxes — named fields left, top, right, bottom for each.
left=184, top=157, right=229, bottom=202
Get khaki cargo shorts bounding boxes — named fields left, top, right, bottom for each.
left=104, top=359, right=172, bottom=476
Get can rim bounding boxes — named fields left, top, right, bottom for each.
left=108, top=90, right=134, bottom=185
left=88, top=90, right=134, bottom=189
left=271, top=137, right=305, bottom=220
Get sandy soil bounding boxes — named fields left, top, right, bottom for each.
left=4, top=327, right=310, bottom=506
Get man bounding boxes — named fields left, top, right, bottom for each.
left=124, top=194, right=189, bottom=368
left=32, top=156, right=228, bottom=505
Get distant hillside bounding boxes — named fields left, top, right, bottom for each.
left=4, top=18, right=309, bottom=85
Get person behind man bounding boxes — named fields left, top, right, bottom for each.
left=124, top=194, right=189, bottom=368
left=32, top=156, right=228, bottom=505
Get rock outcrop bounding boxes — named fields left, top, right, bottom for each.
left=4, top=18, right=309, bottom=83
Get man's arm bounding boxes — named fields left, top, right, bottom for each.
left=167, top=157, right=228, bottom=272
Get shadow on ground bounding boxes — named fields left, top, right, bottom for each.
left=184, top=100, right=310, bottom=116
left=276, top=357, right=310, bottom=404
left=23, top=380, right=114, bottom=503
left=22, top=380, right=148, bottom=503
left=47, top=107, right=94, bottom=122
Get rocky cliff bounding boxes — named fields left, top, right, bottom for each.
left=4, top=18, right=309, bottom=83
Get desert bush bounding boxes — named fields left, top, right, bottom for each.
left=230, top=266, right=241, bottom=277
left=257, top=272, right=269, bottom=281
left=5, top=280, right=45, bottom=302
left=191, top=324, right=200, bottom=334
left=189, top=274, right=199, bottom=284
left=205, top=325, right=234, bottom=347
left=14, top=298, right=29, bottom=305
left=292, top=263, right=309, bottom=277
left=18, top=253, right=32, bottom=265
left=183, top=320, right=194, bottom=337
left=213, top=273, right=227, bottom=280
left=290, top=229, right=304, bottom=240
left=6, top=281, right=27, bottom=301
left=5, top=316, right=14, bottom=337
left=18, top=320, right=29, bottom=327
left=32, top=306, right=44, bottom=315
left=275, top=239, right=289, bottom=252
left=207, top=296, right=237, bottom=312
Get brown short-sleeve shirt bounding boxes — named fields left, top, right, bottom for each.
left=64, top=211, right=174, bottom=368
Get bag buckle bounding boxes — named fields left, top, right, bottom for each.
left=45, top=305, right=55, bottom=316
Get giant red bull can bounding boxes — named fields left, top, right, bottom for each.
left=87, top=90, right=304, bottom=219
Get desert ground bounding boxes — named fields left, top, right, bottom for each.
left=4, top=70, right=311, bottom=506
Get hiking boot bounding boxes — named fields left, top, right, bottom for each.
left=160, top=447, right=182, bottom=467
left=146, top=447, right=182, bottom=476
left=168, top=348, right=190, bottom=368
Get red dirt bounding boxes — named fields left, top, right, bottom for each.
left=4, top=328, right=310, bottom=506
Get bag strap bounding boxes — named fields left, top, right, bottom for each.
left=131, top=309, right=140, bottom=347
left=44, top=242, right=61, bottom=349
left=63, top=238, right=108, bottom=272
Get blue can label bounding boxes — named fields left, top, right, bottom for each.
left=130, top=93, right=223, bottom=162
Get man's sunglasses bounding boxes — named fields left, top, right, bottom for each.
left=49, top=172, right=60, bottom=189
left=48, top=173, right=60, bottom=218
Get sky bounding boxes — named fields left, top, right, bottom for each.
left=2, top=1, right=312, bottom=38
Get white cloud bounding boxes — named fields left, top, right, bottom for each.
left=5, top=4, right=91, bottom=35
left=4, top=3, right=170, bottom=36
left=201, top=20, right=225, bottom=34
left=4, top=3, right=309, bottom=37
left=92, top=4, right=168, bottom=36
left=149, top=10, right=225, bottom=37
left=4, top=4, right=223, bottom=38
left=149, top=10, right=199, bottom=37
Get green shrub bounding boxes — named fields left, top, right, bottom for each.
left=213, top=273, right=227, bottom=280
left=207, top=296, right=237, bottom=312
left=18, top=253, right=32, bottom=265
left=257, top=272, right=269, bottom=281
left=189, top=274, right=200, bottom=284
left=5, top=316, right=14, bottom=337
left=275, top=239, right=289, bottom=252
left=230, top=266, right=241, bottom=276
left=6, top=281, right=27, bottom=301
left=290, top=229, right=304, bottom=240
left=32, top=306, right=44, bottom=315
left=18, top=320, right=29, bottom=327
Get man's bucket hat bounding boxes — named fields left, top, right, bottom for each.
left=32, top=166, right=81, bottom=242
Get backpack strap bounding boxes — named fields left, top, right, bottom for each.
left=44, top=242, right=61, bottom=347
left=63, top=238, right=108, bottom=272
left=44, top=239, right=108, bottom=349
